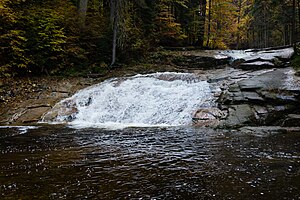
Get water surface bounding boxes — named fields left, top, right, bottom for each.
left=0, top=126, right=299, bottom=199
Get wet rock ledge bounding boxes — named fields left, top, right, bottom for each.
left=1, top=46, right=299, bottom=128
left=194, top=67, right=300, bottom=128
left=0, top=77, right=98, bottom=125
left=193, top=46, right=300, bottom=128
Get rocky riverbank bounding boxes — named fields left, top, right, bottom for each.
left=1, top=46, right=299, bottom=128
left=190, top=46, right=300, bottom=128
left=0, top=64, right=187, bottom=125
left=0, top=77, right=99, bottom=124
left=193, top=67, right=300, bottom=128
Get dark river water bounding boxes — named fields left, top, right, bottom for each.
left=0, top=126, right=299, bottom=199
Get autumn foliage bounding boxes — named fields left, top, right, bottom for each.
left=0, top=0, right=299, bottom=76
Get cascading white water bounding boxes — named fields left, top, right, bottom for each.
left=44, top=72, right=213, bottom=128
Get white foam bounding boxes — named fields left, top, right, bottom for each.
left=46, top=72, right=213, bottom=129
left=242, top=61, right=274, bottom=66
left=214, top=54, right=229, bottom=59
left=223, top=47, right=294, bottom=61
left=0, top=126, right=39, bottom=134
left=283, top=69, right=300, bottom=90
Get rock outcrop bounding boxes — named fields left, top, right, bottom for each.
left=227, top=46, right=294, bottom=70
left=0, top=77, right=97, bottom=125
left=217, top=68, right=300, bottom=127
left=1, top=47, right=299, bottom=127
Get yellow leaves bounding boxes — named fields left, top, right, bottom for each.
left=155, top=2, right=187, bottom=44
left=204, top=0, right=254, bottom=49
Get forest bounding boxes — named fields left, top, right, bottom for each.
left=1, top=0, right=300, bottom=77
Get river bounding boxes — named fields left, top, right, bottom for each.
left=0, top=125, right=299, bottom=199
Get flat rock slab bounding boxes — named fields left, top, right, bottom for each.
left=238, top=61, right=275, bottom=70
left=224, top=47, right=294, bottom=70
left=50, top=92, right=70, bottom=99
left=207, top=74, right=229, bottom=83
left=239, top=82, right=264, bottom=90
left=239, top=126, right=300, bottom=136
left=51, top=82, right=73, bottom=93
left=242, top=92, right=264, bottom=102
left=238, top=68, right=288, bottom=90
left=16, top=107, right=51, bottom=123
left=224, top=47, right=294, bottom=61
left=228, top=84, right=241, bottom=92
left=220, top=104, right=254, bottom=127
left=218, top=67, right=300, bottom=128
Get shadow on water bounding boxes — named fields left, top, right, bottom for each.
left=0, top=126, right=299, bottom=199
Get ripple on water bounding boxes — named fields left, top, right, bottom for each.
left=0, top=126, right=39, bottom=138
left=0, top=126, right=300, bottom=199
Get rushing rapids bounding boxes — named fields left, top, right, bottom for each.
left=43, top=72, right=213, bottom=128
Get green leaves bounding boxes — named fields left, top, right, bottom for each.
left=0, top=29, right=31, bottom=75
left=154, top=0, right=188, bottom=46
left=0, top=0, right=79, bottom=76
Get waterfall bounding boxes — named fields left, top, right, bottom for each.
left=43, top=72, right=212, bottom=128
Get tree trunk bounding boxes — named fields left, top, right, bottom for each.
left=78, top=0, right=88, bottom=28
left=195, top=0, right=207, bottom=47
left=263, top=5, right=268, bottom=48
left=298, top=0, right=300, bottom=33
left=110, top=0, right=123, bottom=67
left=111, top=16, right=118, bottom=66
left=289, top=24, right=292, bottom=45
left=264, top=22, right=267, bottom=48
left=283, top=27, right=286, bottom=46
left=206, top=0, right=212, bottom=47
left=252, top=30, right=255, bottom=48
left=236, top=0, right=242, bottom=49
left=292, top=0, right=296, bottom=44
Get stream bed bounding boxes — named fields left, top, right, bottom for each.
left=0, top=125, right=299, bottom=199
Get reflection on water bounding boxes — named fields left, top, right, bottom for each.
left=0, top=126, right=299, bottom=199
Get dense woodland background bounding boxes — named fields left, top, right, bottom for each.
left=1, top=0, right=299, bottom=77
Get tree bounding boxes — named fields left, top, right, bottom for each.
left=204, top=0, right=238, bottom=49
left=154, top=0, right=187, bottom=46
left=78, top=0, right=88, bottom=28
left=182, top=0, right=207, bottom=46
left=110, top=0, right=120, bottom=66
left=206, top=0, right=212, bottom=47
